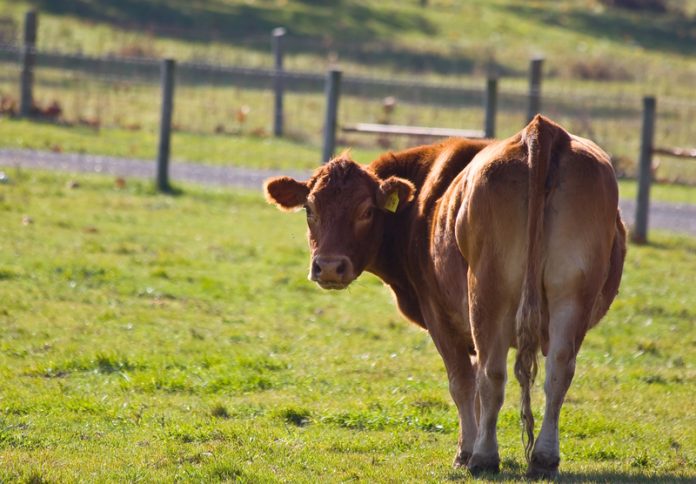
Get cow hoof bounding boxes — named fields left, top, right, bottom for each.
left=452, top=450, right=471, bottom=468
left=467, top=453, right=500, bottom=476
left=526, top=452, right=560, bottom=480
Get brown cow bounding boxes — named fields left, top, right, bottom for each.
left=264, top=115, right=626, bottom=479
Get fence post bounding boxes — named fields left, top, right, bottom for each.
left=321, top=69, right=342, bottom=164
left=20, top=10, right=37, bottom=117
left=272, top=27, right=286, bottom=137
left=526, top=57, right=543, bottom=123
left=633, top=96, right=656, bottom=244
left=484, top=77, right=497, bottom=138
left=157, top=58, right=176, bottom=193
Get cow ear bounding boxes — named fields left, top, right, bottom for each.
left=264, top=176, right=310, bottom=211
left=377, top=176, right=416, bottom=213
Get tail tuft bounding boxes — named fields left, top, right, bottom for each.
left=515, top=300, right=541, bottom=462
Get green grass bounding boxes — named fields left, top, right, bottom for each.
left=618, top=179, right=696, bottom=205
left=0, top=116, right=383, bottom=170
left=3, top=115, right=696, bottom=205
left=1, top=0, right=694, bottom=94
left=0, top=169, right=694, bottom=481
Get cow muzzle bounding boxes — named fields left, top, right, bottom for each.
left=309, top=255, right=354, bottom=290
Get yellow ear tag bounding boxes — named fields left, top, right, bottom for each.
left=384, top=191, right=399, bottom=213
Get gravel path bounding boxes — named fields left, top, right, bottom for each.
left=1, top=148, right=695, bottom=236
left=0, top=148, right=309, bottom=190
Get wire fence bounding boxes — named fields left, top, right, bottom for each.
left=1, top=40, right=695, bottom=182
left=651, top=97, right=696, bottom=183
left=541, top=88, right=642, bottom=170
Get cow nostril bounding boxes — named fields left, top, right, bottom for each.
left=336, top=260, right=347, bottom=276
left=312, top=260, right=322, bottom=276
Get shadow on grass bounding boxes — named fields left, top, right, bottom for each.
left=500, top=3, right=696, bottom=57
left=158, top=184, right=184, bottom=197
left=24, top=0, right=511, bottom=76
left=446, top=466, right=695, bottom=483
left=633, top=234, right=696, bottom=253
left=555, top=472, right=694, bottom=483
left=28, top=0, right=434, bottom=43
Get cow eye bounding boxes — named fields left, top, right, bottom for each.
left=359, top=206, right=374, bottom=221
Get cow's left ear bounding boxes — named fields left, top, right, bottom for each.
left=377, top=176, right=416, bottom=213
left=264, top=176, right=310, bottom=211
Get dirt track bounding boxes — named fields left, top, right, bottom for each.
left=1, top=148, right=695, bottom=236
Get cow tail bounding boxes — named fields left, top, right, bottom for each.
left=514, top=115, right=555, bottom=464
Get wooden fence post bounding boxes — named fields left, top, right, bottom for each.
left=633, top=96, right=656, bottom=244
left=157, top=58, right=176, bottom=193
left=484, top=77, right=497, bottom=138
left=321, top=69, right=342, bottom=164
left=272, top=27, right=286, bottom=137
left=527, top=57, right=543, bottom=123
left=20, top=10, right=37, bottom=117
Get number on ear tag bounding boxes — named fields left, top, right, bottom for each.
left=384, top=191, right=399, bottom=213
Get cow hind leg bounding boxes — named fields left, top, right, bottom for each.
left=467, top=329, right=512, bottom=475
left=528, top=296, right=591, bottom=479
left=464, top=264, right=517, bottom=475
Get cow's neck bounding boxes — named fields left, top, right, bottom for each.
left=367, top=212, right=426, bottom=326
left=365, top=139, right=492, bottom=327
left=365, top=146, right=444, bottom=327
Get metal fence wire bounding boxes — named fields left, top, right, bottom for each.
left=652, top=97, right=696, bottom=183
left=0, top=42, right=695, bottom=182
left=541, top=88, right=643, bottom=171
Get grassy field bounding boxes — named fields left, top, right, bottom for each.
left=0, top=169, right=694, bottom=481
left=2, top=115, right=696, bottom=205
left=616, top=179, right=696, bottom=205
left=0, top=117, right=344, bottom=171
left=0, top=0, right=694, bottom=92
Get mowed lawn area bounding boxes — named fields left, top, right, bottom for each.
left=0, top=170, right=694, bottom=482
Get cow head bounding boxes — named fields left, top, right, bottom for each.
left=264, top=154, right=415, bottom=290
